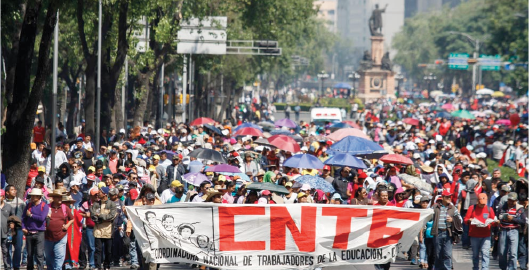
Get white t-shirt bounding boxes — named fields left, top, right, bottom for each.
left=160, top=188, right=176, bottom=204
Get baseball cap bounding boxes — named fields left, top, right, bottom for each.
left=38, top=166, right=46, bottom=172
left=153, top=155, right=160, bottom=160
left=478, top=193, right=488, bottom=204
left=501, top=185, right=511, bottom=192
left=170, top=180, right=183, bottom=188
left=109, top=188, right=119, bottom=196
left=300, top=184, right=311, bottom=191
left=323, top=165, right=331, bottom=171
left=285, top=182, right=293, bottom=188
left=89, top=188, right=99, bottom=196
left=441, top=187, right=452, bottom=196
left=413, top=153, right=421, bottom=159
left=129, top=189, right=139, bottom=200
left=261, top=190, right=271, bottom=196
left=507, top=192, right=518, bottom=201
left=420, top=196, right=430, bottom=202
left=69, top=180, right=81, bottom=187
left=100, top=187, right=110, bottom=195
left=87, top=174, right=96, bottom=181
left=88, top=166, right=96, bottom=172
left=297, top=192, right=308, bottom=199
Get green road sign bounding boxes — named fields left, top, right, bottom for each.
left=448, top=53, right=469, bottom=70
left=479, top=54, right=501, bottom=71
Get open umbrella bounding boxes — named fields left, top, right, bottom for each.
left=495, top=119, right=512, bottom=126
left=472, top=111, right=486, bottom=118
left=441, top=103, right=455, bottom=111
left=332, top=82, right=352, bottom=89
left=246, top=182, right=289, bottom=194
left=451, top=110, right=476, bottom=120
left=190, top=117, right=215, bottom=126
left=205, top=164, right=241, bottom=173
left=267, top=135, right=300, bottom=153
left=492, top=91, right=505, bottom=97
left=398, top=174, right=433, bottom=193
left=324, top=153, right=367, bottom=169
left=204, top=124, right=223, bottom=135
left=158, top=150, right=175, bottom=159
left=274, top=118, right=297, bottom=128
left=327, top=128, right=370, bottom=141
left=402, top=118, right=420, bottom=126
left=429, top=90, right=443, bottom=98
left=222, top=172, right=251, bottom=182
left=270, top=129, right=292, bottom=136
left=234, top=127, right=264, bottom=137
left=234, top=123, right=263, bottom=132
left=328, top=136, right=384, bottom=157
left=329, top=122, right=352, bottom=131
left=188, top=148, right=226, bottom=163
left=254, top=138, right=274, bottom=147
left=258, top=121, right=275, bottom=130
left=435, top=111, right=452, bottom=119
left=476, top=88, right=494, bottom=95
left=182, top=172, right=211, bottom=186
left=342, top=120, right=361, bottom=129
left=380, top=154, right=413, bottom=165
left=294, top=175, right=335, bottom=193
left=283, top=154, right=324, bottom=169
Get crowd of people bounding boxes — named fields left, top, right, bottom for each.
left=0, top=96, right=528, bottom=270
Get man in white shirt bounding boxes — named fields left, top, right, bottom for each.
left=83, top=134, right=95, bottom=150
left=71, top=162, right=86, bottom=184
left=160, top=181, right=183, bottom=203
left=31, top=143, right=44, bottom=162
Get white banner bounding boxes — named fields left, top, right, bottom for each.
left=126, top=203, right=433, bottom=269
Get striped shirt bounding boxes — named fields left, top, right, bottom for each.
left=438, top=204, right=448, bottom=230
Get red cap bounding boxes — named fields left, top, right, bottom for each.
left=179, top=154, right=183, bottom=159
left=129, top=189, right=139, bottom=200
left=261, top=190, right=271, bottom=196
left=87, top=174, right=96, bottom=181
left=326, top=141, right=333, bottom=145
left=358, top=172, right=368, bottom=179
left=232, top=152, right=239, bottom=157
left=441, top=187, right=452, bottom=196
left=323, top=165, right=331, bottom=170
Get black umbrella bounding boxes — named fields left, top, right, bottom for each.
left=188, top=148, right=227, bottom=163
left=246, top=182, right=289, bottom=194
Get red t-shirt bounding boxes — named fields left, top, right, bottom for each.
left=464, top=204, right=496, bottom=238
left=33, top=126, right=45, bottom=143
left=26, top=169, right=38, bottom=187
left=45, top=205, right=73, bottom=241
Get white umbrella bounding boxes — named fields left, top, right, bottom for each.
left=476, top=88, right=494, bottom=95
left=430, top=90, right=444, bottom=98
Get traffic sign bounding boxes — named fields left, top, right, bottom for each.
left=479, top=54, right=501, bottom=71
left=448, top=53, right=469, bottom=70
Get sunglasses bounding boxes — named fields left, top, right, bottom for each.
left=131, top=177, right=138, bottom=180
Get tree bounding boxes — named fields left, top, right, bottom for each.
left=3, top=0, right=59, bottom=196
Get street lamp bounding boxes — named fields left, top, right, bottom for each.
left=447, top=31, right=481, bottom=94
left=423, top=73, right=436, bottom=95
left=317, top=71, right=329, bottom=97
left=348, top=71, right=360, bottom=98
left=395, top=73, right=404, bottom=97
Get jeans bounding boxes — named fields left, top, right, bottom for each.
left=434, top=230, right=453, bottom=270
left=111, top=230, right=123, bottom=264
left=1, top=237, right=12, bottom=269
left=419, top=242, right=427, bottom=263
left=462, top=221, right=471, bottom=247
left=26, top=232, right=45, bottom=270
left=7, top=228, right=23, bottom=268
left=44, top=235, right=68, bottom=270
left=470, top=236, right=491, bottom=270
left=520, top=232, right=528, bottom=270
left=79, top=227, right=95, bottom=268
left=94, top=238, right=112, bottom=268
left=374, top=262, right=391, bottom=270
left=129, top=232, right=138, bottom=265
left=425, top=238, right=435, bottom=270
left=498, top=228, right=519, bottom=270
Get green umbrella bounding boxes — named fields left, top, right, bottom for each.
left=451, top=110, right=476, bottom=120
left=246, top=182, right=289, bottom=194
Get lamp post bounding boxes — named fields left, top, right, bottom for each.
left=317, top=71, right=329, bottom=97
left=423, top=73, right=436, bottom=95
left=51, top=10, right=59, bottom=180
left=95, top=0, right=102, bottom=151
left=348, top=71, right=360, bottom=98
left=395, top=73, right=404, bottom=98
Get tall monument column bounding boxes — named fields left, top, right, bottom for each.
left=371, top=36, right=384, bottom=66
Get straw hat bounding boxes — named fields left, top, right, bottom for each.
left=28, top=188, right=43, bottom=196
left=48, top=189, right=65, bottom=197
left=202, top=188, right=223, bottom=202
left=420, top=165, right=434, bottom=173
left=62, top=195, right=76, bottom=203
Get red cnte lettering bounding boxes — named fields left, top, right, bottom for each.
left=322, top=207, right=368, bottom=249
left=218, top=206, right=266, bottom=251
left=367, top=209, right=420, bottom=248
left=270, top=206, right=316, bottom=252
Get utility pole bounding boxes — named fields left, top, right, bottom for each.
left=158, top=63, right=164, bottom=128
left=96, top=0, right=102, bottom=151
left=51, top=10, right=59, bottom=180
left=123, top=55, right=127, bottom=129
left=182, top=55, right=187, bottom=123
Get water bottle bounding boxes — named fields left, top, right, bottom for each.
left=6, top=231, right=12, bottom=244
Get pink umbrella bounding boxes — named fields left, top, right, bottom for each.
left=327, top=128, right=370, bottom=141
left=233, top=127, right=264, bottom=137
left=495, top=119, right=512, bottom=126
left=441, top=103, right=455, bottom=111
left=342, top=120, right=361, bottom=129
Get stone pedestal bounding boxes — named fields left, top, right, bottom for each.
left=371, top=36, right=384, bottom=66
left=356, top=35, right=395, bottom=102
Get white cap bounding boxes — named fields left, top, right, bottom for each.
left=413, top=153, right=421, bottom=159
left=150, top=130, right=157, bottom=135
left=300, top=184, right=311, bottom=191
left=414, top=138, right=421, bottom=144
left=428, top=139, right=435, bottom=144
left=221, top=129, right=229, bottom=136
left=69, top=180, right=81, bottom=187
left=204, top=143, right=212, bottom=149
left=301, top=146, right=308, bottom=151
left=435, top=135, right=443, bottom=142
left=397, top=121, right=404, bottom=126
left=476, top=152, right=487, bottom=158
left=119, top=128, right=126, bottom=134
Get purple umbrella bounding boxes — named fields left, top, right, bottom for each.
left=182, top=172, right=211, bottom=186
left=274, top=118, right=297, bottom=128
left=205, top=164, right=241, bottom=173
left=283, top=154, right=324, bottom=169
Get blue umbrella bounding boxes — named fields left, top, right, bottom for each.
left=234, top=122, right=263, bottom=132
left=330, top=122, right=352, bottom=130
left=204, top=124, right=223, bottom=135
left=328, top=136, right=384, bottom=156
left=283, top=154, right=324, bottom=169
left=295, top=175, right=335, bottom=193
left=182, top=172, right=211, bottom=186
left=435, top=111, right=452, bottom=119
left=223, top=172, right=251, bottom=182
left=270, top=129, right=292, bottom=136
left=332, top=82, right=352, bottom=89
left=324, top=153, right=367, bottom=169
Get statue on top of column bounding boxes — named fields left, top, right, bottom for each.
left=369, top=4, right=388, bottom=36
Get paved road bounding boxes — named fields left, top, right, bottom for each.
left=109, top=245, right=500, bottom=270
left=272, top=111, right=315, bottom=123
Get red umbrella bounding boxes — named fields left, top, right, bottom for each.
left=267, top=135, right=300, bottom=153
left=380, top=154, right=413, bottom=165
left=403, top=118, right=420, bottom=126
left=234, top=127, right=264, bottom=137
left=190, top=117, right=215, bottom=126
left=342, top=120, right=361, bottom=129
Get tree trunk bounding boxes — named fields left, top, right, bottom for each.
left=133, top=72, right=151, bottom=127
left=4, top=0, right=59, bottom=197
left=84, top=63, right=96, bottom=136
left=114, top=82, right=124, bottom=131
